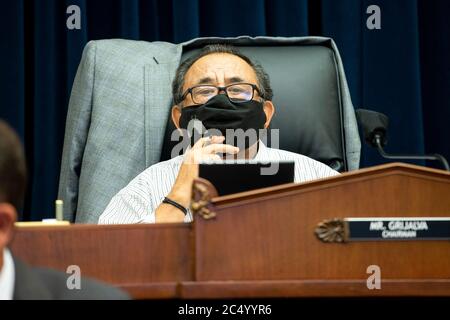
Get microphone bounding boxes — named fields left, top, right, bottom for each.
left=355, top=109, right=449, bottom=171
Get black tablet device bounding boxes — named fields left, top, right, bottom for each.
left=199, top=161, right=295, bottom=196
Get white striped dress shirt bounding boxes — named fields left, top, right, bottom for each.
left=0, top=249, right=15, bottom=300
left=98, top=142, right=339, bottom=224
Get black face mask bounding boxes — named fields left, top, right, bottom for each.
left=179, top=94, right=267, bottom=148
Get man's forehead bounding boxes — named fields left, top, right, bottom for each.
left=184, top=53, right=257, bottom=86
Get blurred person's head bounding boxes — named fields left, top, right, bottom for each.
left=0, top=120, right=27, bottom=267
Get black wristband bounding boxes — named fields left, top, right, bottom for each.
left=162, top=197, right=188, bottom=216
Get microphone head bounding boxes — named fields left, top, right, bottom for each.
left=355, top=109, right=389, bottom=148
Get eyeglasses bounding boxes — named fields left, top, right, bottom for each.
left=180, top=83, right=261, bottom=105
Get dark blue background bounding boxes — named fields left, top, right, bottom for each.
left=0, top=0, right=449, bottom=220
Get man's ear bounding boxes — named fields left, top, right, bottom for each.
left=263, top=100, right=275, bottom=129
left=171, top=105, right=182, bottom=129
left=0, top=203, right=17, bottom=250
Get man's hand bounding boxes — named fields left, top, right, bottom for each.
left=155, top=136, right=239, bottom=223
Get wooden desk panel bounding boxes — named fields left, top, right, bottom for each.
left=194, top=164, right=450, bottom=281
left=9, top=164, right=450, bottom=299
left=10, top=223, right=193, bottom=298
left=179, top=279, right=450, bottom=299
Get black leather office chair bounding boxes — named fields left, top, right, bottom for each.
left=59, top=36, right=361, bottom=223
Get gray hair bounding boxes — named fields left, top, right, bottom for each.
left=172, top=44, right=273, bottom=105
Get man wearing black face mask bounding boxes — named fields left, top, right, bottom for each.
left=99, top=44, right=339, bottom=224
left=178, top=86, right=267, bottom=153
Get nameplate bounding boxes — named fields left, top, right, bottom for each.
left=315, top=217, right=450, bottom=243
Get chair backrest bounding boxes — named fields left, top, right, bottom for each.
left=161, top=40, right=353, bottom=171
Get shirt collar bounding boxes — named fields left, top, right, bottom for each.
left=253, top=140, right=270, bottom=162
left=0, top=248, right=15, bottom=300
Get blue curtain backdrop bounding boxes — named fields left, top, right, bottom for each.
left=0, top=0, right=449, bottom=220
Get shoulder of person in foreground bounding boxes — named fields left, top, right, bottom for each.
left=13, top=257, right=130, bottom=300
